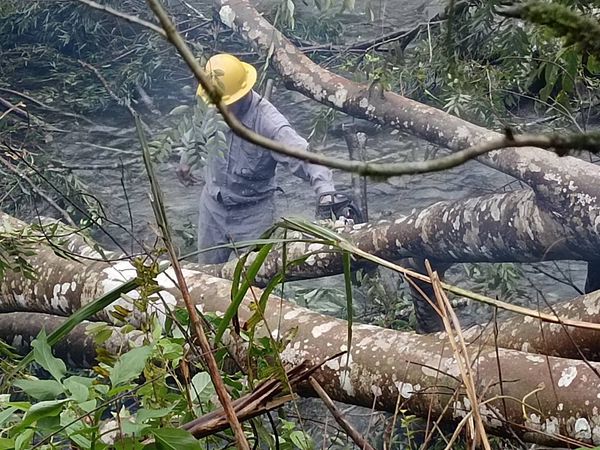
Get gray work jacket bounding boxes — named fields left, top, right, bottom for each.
left=204, top=91, right=335, bottom=206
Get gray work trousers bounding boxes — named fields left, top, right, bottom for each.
left=197, top=189, right=275, bottom=264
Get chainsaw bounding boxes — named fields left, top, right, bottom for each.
left=315, top=191, right=366, bottom=224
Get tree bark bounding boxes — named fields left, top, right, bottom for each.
left=203, top=190, right=593, bottom=286
left=3, top=213, right=600, bottom=446
left=0, top=311, right=138, bottom=368
left=466, top=289, right=600, bottom=361
left=211, top=0, right=600, bottom=286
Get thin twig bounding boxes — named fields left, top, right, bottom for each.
left=74, top=0, right=166, bottom=36
left=309, top=376, right=376, bottom=450
left=0, top=87, right=95, bottom=124
left=49, top=161, right=137, bottom=171
left=0, top=157, right=77, bottom=227
left=427, top=261, right=491, bottom=450
left=0, top=97, right=29, bottom=121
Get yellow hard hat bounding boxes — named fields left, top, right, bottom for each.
left=196, top=54, right=257, bottom=105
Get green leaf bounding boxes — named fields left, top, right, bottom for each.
left=63, top=377, right=90, bottom=403
left=245, top=272, right=284, bottom=330
left=15, top=428, right=34, bottom=450
left=31, top=330, right=66, bottom=381
left=215, top=243, right=274, bottom=345
left=136, top=406, right=174, bottom=423
left=561, top=48, right=578, bottom=94
left=540, top=64, right=558, bottom=102
left=18, top=399, right=69, bottom=430
left=150, top=428, right=201, bottom=450
left=168, top=105, right=190, bottom=116
left=0, top=437, right=15, bottom=450
left=121, top=419, right=149, bottom=436
left=13, top=378, right=65, bottom=400
left=79, top=399, right=97, bottom=413
left=0, top=407, right=17, bottom=427
left=289, top=430, right=312, bottom=450
left=2, top=402, right=30, bottom=411
left=110, top=345, right=153, bottom=387
left=60, top=409, right=92, bottom=449
left=189, top=372, right=215, bottom=404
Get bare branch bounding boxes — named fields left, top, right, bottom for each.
left=0, top=87, right=95, bottom=124
left=73, top=0, right=167, bottom=37
left=72, top=0, right=562, bottom=177
left=309, top=376, right=377, bottom=450
left=0, top=156, right=77, bottom=227
left=463, top=131, right=600, bottom=157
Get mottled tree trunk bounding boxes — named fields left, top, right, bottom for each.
left=3, top=213, right=600, bottom=446
left=0, top=311, right=137, bottom=368
left=211, top=0, right=600, bottom=289
left=466, top=290, right=600, bottom=361
left=203, top=190, right=594, bottom=285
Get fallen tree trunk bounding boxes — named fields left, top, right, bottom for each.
left=5, top=213, right=600, bottom=363
left=211, top=0, right=600, bottom=287
left=3, top=214, right=600, bottom=446
left=215, top=0, right=600, bottom=199
left=6, top=286, right=600, bottom=366
left=203, top=189, right=587, bottom=285
left=466, top=289, right=600, bottom=361
left=0, top=311, right=138, bottom=368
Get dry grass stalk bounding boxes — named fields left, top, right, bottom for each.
left=425, top=261, right=492, bottom=450
left=346, top=244, right=600, bottom=332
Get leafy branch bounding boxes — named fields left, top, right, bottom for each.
left=500, top=1, right=600, bottom=58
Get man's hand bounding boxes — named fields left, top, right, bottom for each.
left=318, top=192, right=346, bottom=205
left=315, top=191, right=366, bottom=223
left=176, top=163, right=199, bottom=186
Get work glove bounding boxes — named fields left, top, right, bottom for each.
left=315, top=191, right=365, bottom=224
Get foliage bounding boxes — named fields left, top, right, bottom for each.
left=336, top=0, right=600, bottom=128
left=0, top=1, right=205, bottom=114
left=3, top=1, right=600, bottom=449
left=270, top=0, right=345, bottom=44
left=512, top=1, right=600, bottom=58
left=0, top=248, right=318, bottom=449
left=307, top=106, right=338, bottom=143
left=0, top=222, right=37, bottom=281
left=0, top=142, right=105, bottom=230
left=464, top=262, right=525, bottom=303
left=353, top=268, right=414, bottom=331
left=149, top=100, right=227, bottom=171
left=0, top=217, right=109, bottom=282
left=1, top=328, right=203, bottom=449
left=279, top=419, right=315, bottom=450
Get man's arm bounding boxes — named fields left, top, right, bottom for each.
left=271, top=125, right=335, bottom=195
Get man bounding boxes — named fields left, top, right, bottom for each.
left=177, top=53, right=336, bottom=264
